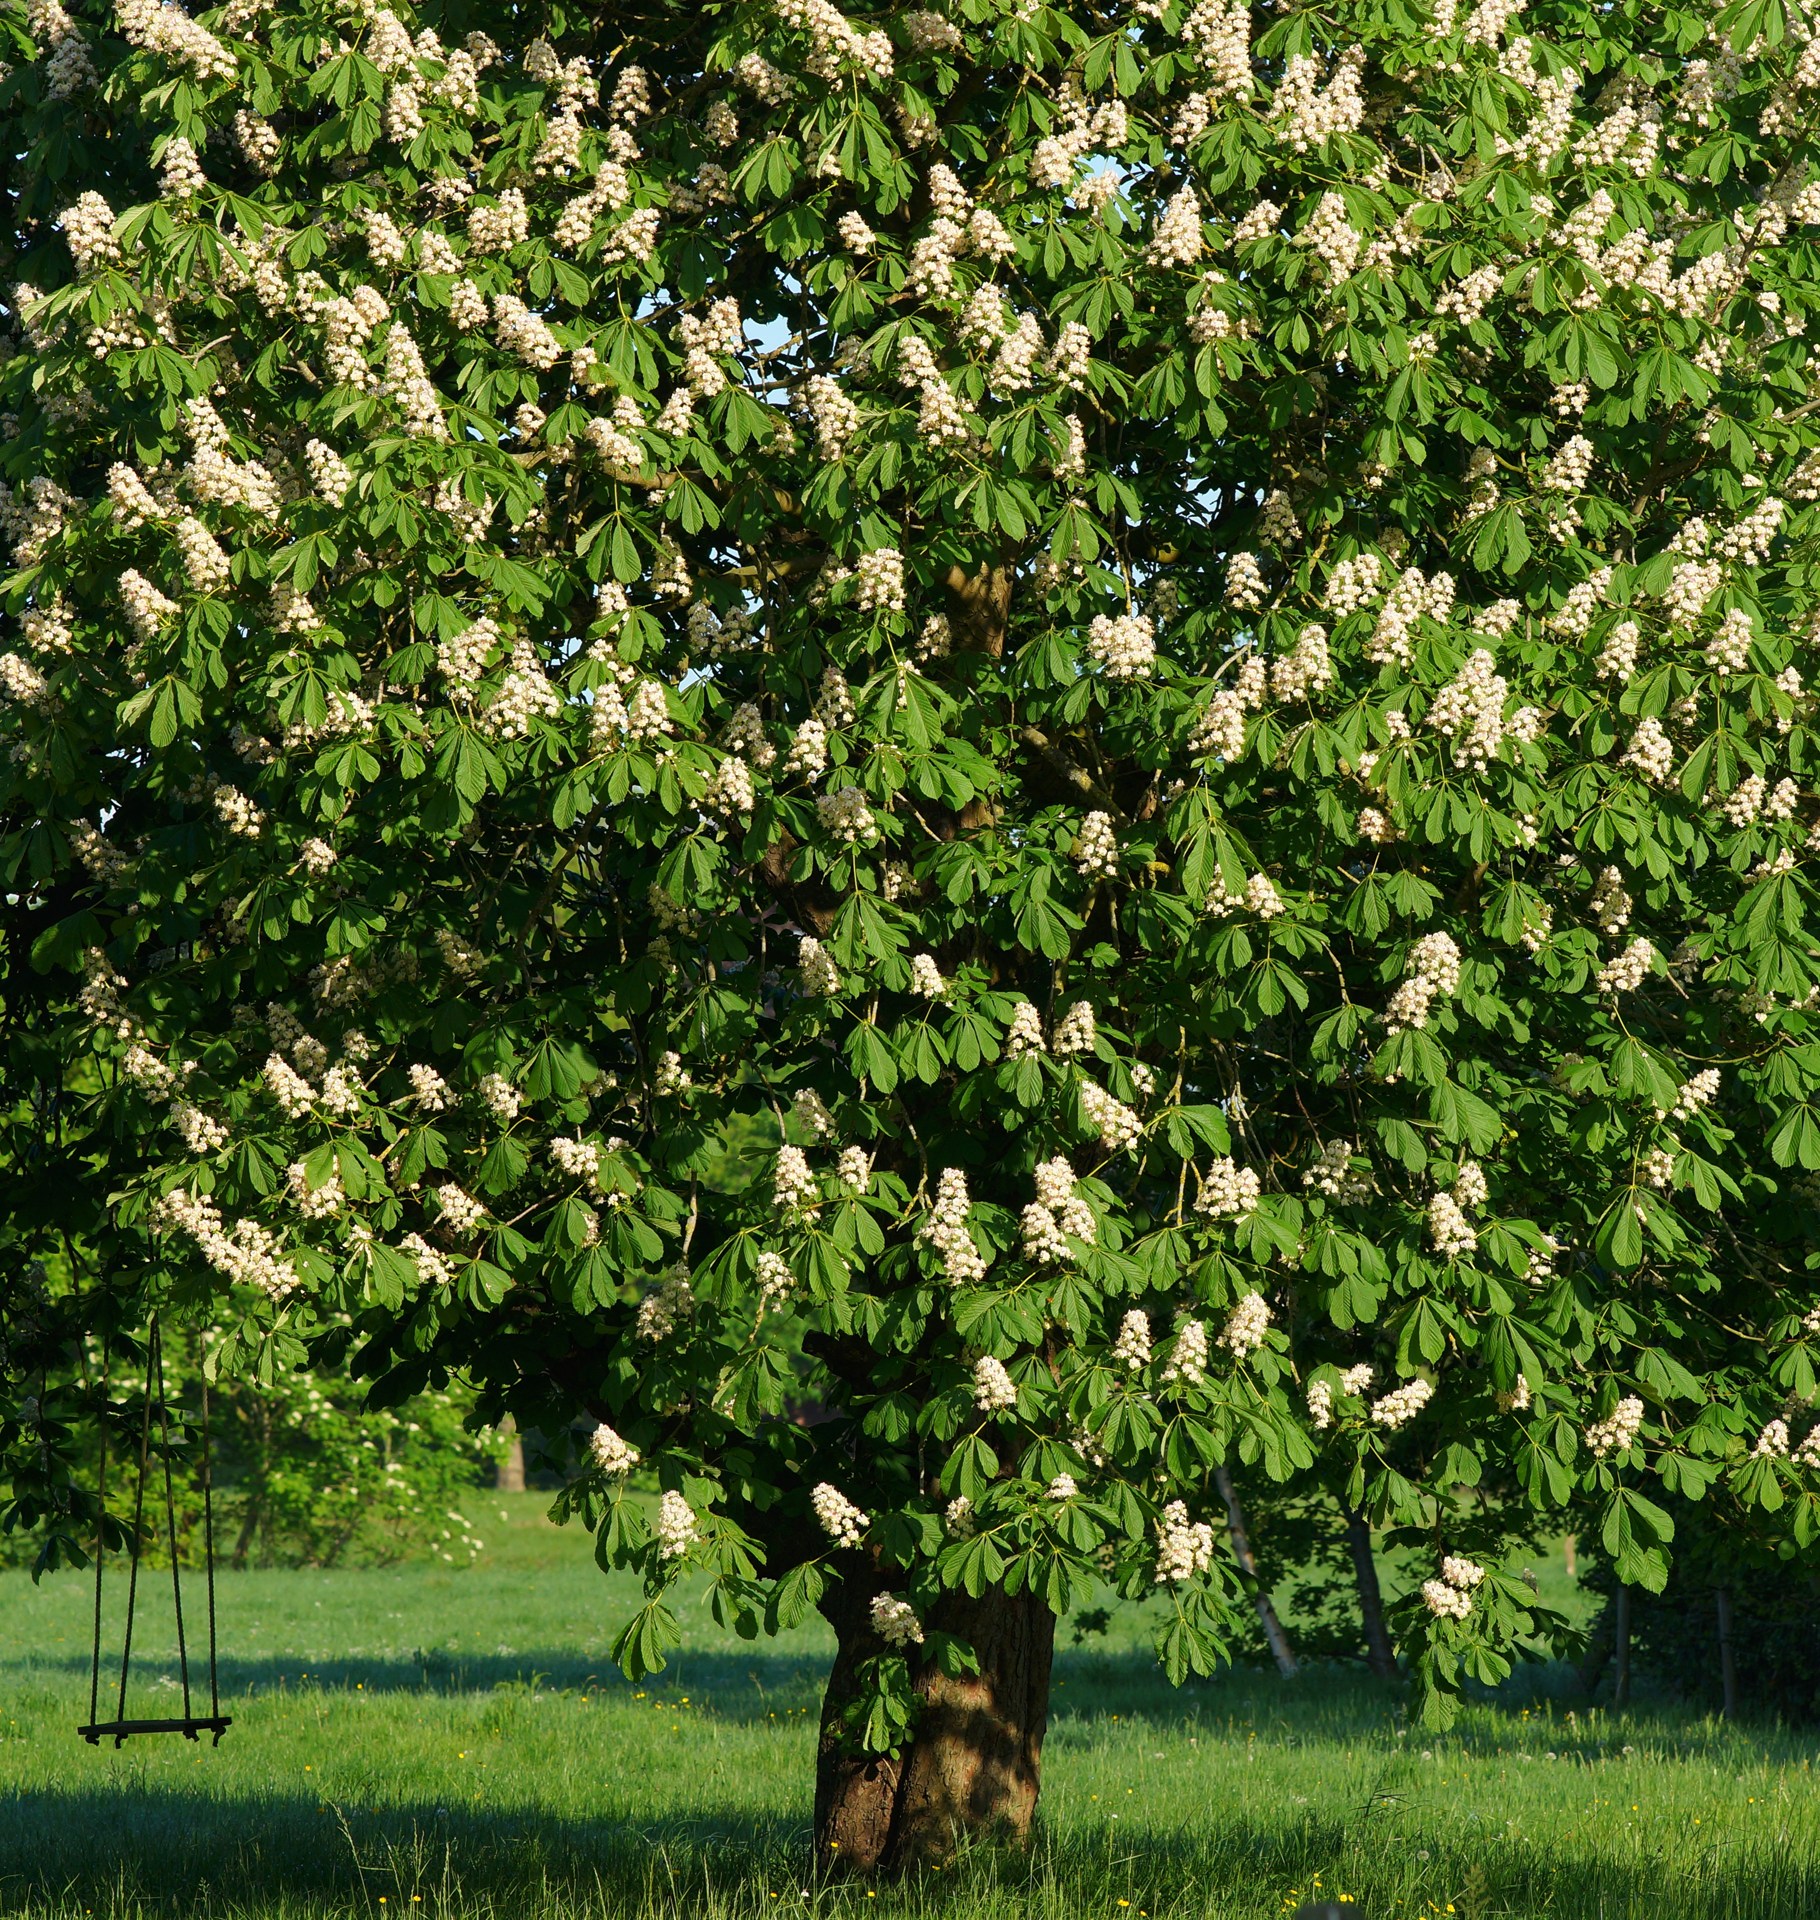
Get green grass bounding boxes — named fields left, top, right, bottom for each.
left=2, top=1494, right=1816, bottom=1920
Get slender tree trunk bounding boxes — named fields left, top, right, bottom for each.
left=1343, top=1505, right=1397, bottom=1679
left=814, top=1576, right=1054, bottom=1874
left=1715, top=1586, right=1738, bottom=1721
left=1214, top=1464, right=1297, bottom=1678
left=1576, top=1598, right=1614, bottom=1697
left=1613, top=1584, right=1631, bottom=1706
left=496, top=1415, right=526, bottom=1493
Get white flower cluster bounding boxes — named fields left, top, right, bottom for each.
left=1162, top=1318, right=1208, bottom=1387
left=1004, top=1000, right=1046, bottom=1057
left=1053, top=1001, right=1095, bottom=1057
left=972, top=1352, right=1018, bottom=1414
left=589, top=1422, right=640, bottom=1477
left=1219, top=1291, right=1271, bottom=1358
left=1371, top=1377, right=1434, bottom=1428
left=1074, top=810, right=1120, bottom=880
left=150, top=1187, right=295, bottom=1302
left=816, top=785, right=878, bottom=845
left=1428, top=1191, right=1479, bottom=1260
left=1425, top=649, right=1512, bottom=769
left=1622, top=716, right=1675, bottom=784
left=922, top=1166, right=985, bottom=1283
left=1153, top=1500, right=1216, bottom=1584
left=1595, top=937, right=1656, bottom=994
left=774, top=1144, right=818, bottom=1208
left=1367, top=567, right=1450, bottom=665
left=655, top=1489, right=700, bottom=1559
left=1226, top=552, right=1267, bottom=610
left=1386, top=932, right=1463, bottom=1033
left=1197, top=1156, right=1261, bottom=1219
left=870, top=1593, right=923, bottom=1647
left=797, top=935, right=841, bottom=997
left=1086, top=611, right=1156, bottom=680
left=1668, top=1068, right=1720, bottom=1122
left=1270, top=623, right=1333, bottom=702
left=635, top=1266, right=697, bottom=1342
left=1080, top=1080, right=1141, bottom=1153
left=1584, top=1394, right=1644, bottom=1459
left=1111, top=1308, right=1152, bottom=1371
left=756, top=1250, right=795, bottom=1312
left=436, top=1182, right=485, bottom=1233
left=811, top=1482, right=870, bottom=1549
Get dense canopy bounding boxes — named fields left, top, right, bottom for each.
left=7, top=0, right=1820, bottom=1862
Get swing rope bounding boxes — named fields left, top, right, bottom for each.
left=79, top=1316, right=233, bottom=1748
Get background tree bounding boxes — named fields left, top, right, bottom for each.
left=7, top=0, right=1820, bottom=1875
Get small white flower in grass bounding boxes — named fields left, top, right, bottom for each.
left=870, top=1594, right=923, bottom=1647
left=811, top=1483, right=870, bottom=1548
left=972, top=1353, right=1018, bottom=1414
left=655, top=1490, right=700, bottom=1559
left=588, top=1423, right=640, bottom=1476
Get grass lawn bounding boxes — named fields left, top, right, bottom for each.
left=1, top=1493, right=1814, bottom=1920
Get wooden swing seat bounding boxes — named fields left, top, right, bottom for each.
left=78, top=1716, right=233, bottom=1747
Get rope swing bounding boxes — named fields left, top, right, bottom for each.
left=78, top=1317, right=232, bottom=1748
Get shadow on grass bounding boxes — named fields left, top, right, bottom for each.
left=1, top=1782, right=1818, bottom=1920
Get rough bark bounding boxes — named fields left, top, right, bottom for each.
left=495, top=1415, right=526, bottom=1492
left=1575, top=1598, right=1614, bottom=1697
left=1613, top=1584, right=1632, bottom=1706
left=1343, top=1505, right=1397, bottom=1679
left=1214, top=1464, right=1298, bottom=1679
left=1715, top=1586, right=1738, bottom=1720
left=814, top=1577, right=1054, bottom=1875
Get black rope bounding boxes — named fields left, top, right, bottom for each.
left=115, top=1322, right=156, bottom=1730
left=200, top=1376, right=220, bottom=1722
left=88, top=1336, right=108, bottom=1734
left=152, top=1322, right=193, bottom=1721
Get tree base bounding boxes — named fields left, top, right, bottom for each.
left=814, top=1583, right=1055, bottom=1874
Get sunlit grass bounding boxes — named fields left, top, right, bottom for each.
left=1, top=1494, right=1814, bottom=1919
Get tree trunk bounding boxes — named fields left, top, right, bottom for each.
left=496, top=1415, right=525, bottom=1493
left=1613, top=1584, right=1631, bottom=1706
left=1715, top=1586, right=1738, bottom=1720
left=1343, top=1505, right=1397, bottom=1679
left=1214, top=1464, right=1297, bottom=1678
left=1576, top=1598, right=1614, bottom=1697
left=814, top=1577, right=1054, bottom=1874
